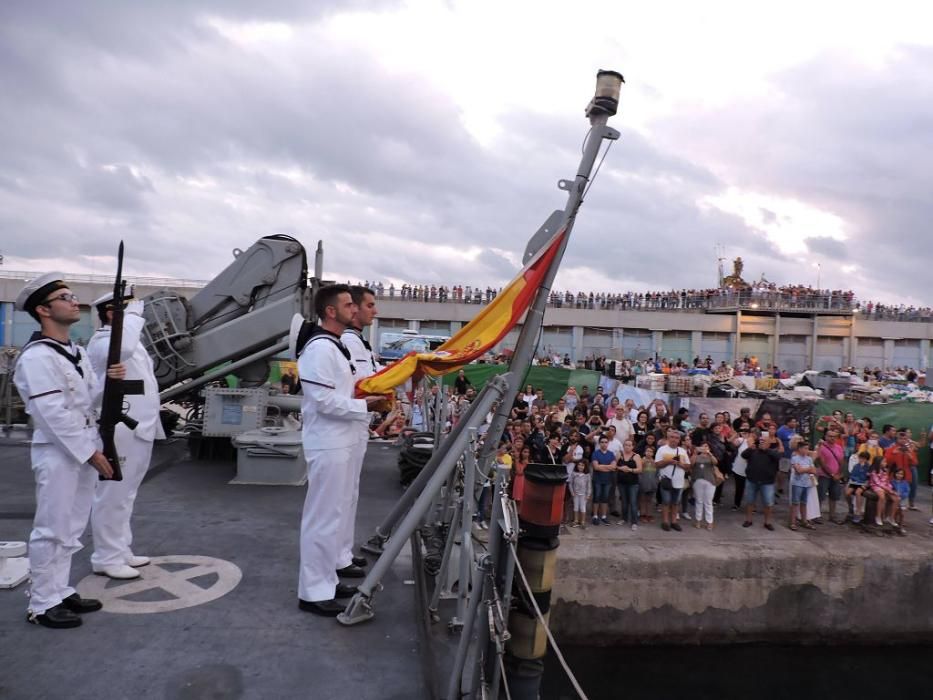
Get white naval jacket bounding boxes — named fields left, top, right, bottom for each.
left=87, top=312, right=166, bottom=441
left=342, top=328, right=379, bottom=443
left=298, top=330, right=370, bottom=450
left=13, top=335, right=102, bottom=465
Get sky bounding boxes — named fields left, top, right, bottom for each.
left=1, top=0, right=931, bottom=305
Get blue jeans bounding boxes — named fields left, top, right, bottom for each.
left=791, top=484, right=809, bottom=505
left=744, top=481, right=775, bottom=508
left=474, top=485, right=489, bottom=522
left=660, top=487, right=681, bottom=505
left=622, top=483, right=640, bottom=523
left=909, top=466, right=918, bottom=504
left=593, top=476, right=611, bottom=504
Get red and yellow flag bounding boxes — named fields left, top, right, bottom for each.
left=357, top=229, right=566, bottom=397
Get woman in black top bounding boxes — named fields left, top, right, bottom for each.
left=617, top=438, right=643, bottom=528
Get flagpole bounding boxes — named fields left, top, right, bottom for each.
left=478, top=70, right=623, bottom=466
left=477, top=70, right=623, bottom=698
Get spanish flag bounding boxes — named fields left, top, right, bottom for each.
left=357, top=229, right=566, bottom=397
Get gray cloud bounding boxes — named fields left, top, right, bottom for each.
left=0, top=5, right=927, bottom=307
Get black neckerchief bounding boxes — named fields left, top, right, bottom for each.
left=345, top=327, right=377, bottom=371
left=23, top=331, right=83, bottom=377
left=299, top=325, right=355, bottom=374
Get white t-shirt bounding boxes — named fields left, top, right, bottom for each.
left=605, top=437, right=623, bottom=459
left=732, top=438, right=749, bottom=477
left=656, top=445, right=689, bottom=489
left=609, top=416, right=633, bottom=443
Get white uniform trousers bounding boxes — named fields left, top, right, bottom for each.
left=337, top=438, right=368, bottom=569
left=28, top=438, right=98, bottom=614
left=90, top=430, right=153, bottom=568
left=298, top=447, right=351, bottom=602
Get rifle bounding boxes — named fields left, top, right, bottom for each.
left=98, top=241, right=143, bottom=481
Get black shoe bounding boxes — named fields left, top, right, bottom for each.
left=336, top=564, right=366, bottom=578
left=298, top=598, right=346, bottom=617
left=670, top=522, right=682, bottom=532
left=351, top=556, right=368, bottom=568
left=27, top=604, right=82, bottom=629
left=335, top=583, right=358, bottom=599
left=661, top=522, right=671, bottom=531
left=61, top=593, right=102, bottom=614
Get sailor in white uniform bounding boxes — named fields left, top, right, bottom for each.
left=86, top=290, right=165, bottom=580
left=336, top=285, right=380, bottom=577
left=12, top=273, right=124, bottom=629
left=294, top=284, right=380, bottom=616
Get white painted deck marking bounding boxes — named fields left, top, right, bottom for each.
left=76, top=555, right=242, bottom=614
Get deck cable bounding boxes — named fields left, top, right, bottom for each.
left=507, top=541, right=589, bottom=700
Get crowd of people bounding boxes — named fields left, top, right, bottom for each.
left=461, top=384, right=933, bottom=535
left=360, top=278, right=932, bottom=321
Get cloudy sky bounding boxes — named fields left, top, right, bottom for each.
left=1, top=1, right=931, bottom=305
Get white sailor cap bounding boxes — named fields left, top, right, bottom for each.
left=288, top=313, right=316, bottom=360
left=14, top=271, right=68, bottom=313
left=91, top=289, right=135, bottom=309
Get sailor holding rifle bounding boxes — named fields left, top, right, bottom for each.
left=336, top=285, right=380, bottom=579
left=13, top=273, right=125, bottom=629
left=86, top=288, right=165, bottom=580
left=293, top=284, right=382, bottom=616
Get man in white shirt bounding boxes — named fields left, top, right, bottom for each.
left=87, top=290, right=166, bottom=580
left=295, top=285, right=381, bottom=616
left=337, top=286, right=380, bottom=578
left=655, top=430, right=690, bottom=532
left=13, top=272, right=122, bottom=628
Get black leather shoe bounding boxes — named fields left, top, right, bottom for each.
left=61, top=593, right=103, bottom=614
left=335, top=583, right=358, bottom=599
left=27, top=604, right=82, bottom=629
left=351, top=556, right=368, bottom=568
left=336, top=564, right=366, bottom=578
left=298, top=598, right=346, bottom=617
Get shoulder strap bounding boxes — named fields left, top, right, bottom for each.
left=304, top=332, right=355, bottom=375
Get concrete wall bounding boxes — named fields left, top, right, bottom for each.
left=549, top=536, right=933, bottom=644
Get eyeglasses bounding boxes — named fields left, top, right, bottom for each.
left=43, top=293, right=79, bottom=304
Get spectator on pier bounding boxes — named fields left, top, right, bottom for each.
left=590, top=437, right=616, bottom=526
left=742, top=432, right=782, bottom=531
left=846, top=451, right=871, bottom=524
left=616, top=438, right=643, bottom=530
left=691, top=441, right=720, bottom=530
left=569, top=459, right=592, bottom=528
left=789, top=440, right=817, bottom=530
left=869, top=457, right=898, bottom=527
left=883, top=431, right=919, bottom=511
left=656, top=430, right=689, bottom=532
left=639, top=445, right=658, bottom=523
left=816, top=428, right=846, bottom=524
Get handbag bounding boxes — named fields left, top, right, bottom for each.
left=713, top=466, right=725, bottom=486
left=659, top=449, right=680, bottom=491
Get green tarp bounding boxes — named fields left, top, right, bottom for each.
left=816, top=400, right=933, bottom=479
left=441, top=364, right=601, bottom=404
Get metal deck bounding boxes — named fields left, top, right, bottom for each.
left=0, top=438, right=429, bottom=700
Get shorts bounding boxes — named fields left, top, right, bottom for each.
left=846, top=482, right=866, bottom=492
left=790, top=484, right=809, bottom=505
left=744, top=481, right=775, bottom=508
left=592, top=478, right=611, bottom=504
left=779, top=458, right=791, bottom=474
left=573, top=494, right=588, bottom=512
left=660, top=487, right=682, bottom=505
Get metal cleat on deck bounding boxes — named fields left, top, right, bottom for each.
left=0, top=541, right=29, bottom=589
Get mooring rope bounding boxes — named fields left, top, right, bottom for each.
left=507, top=541, right=590, bottom=700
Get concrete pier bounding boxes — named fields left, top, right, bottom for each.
left=550, top=489, right=933, bottom=645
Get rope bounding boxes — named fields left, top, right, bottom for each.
left=508, top=541, right=589, bottom=700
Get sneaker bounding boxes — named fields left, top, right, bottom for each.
left=592, top=517, right=600, bottom=526
left=929, top=517, right=933, bottom=525
left=852, top=516, right=862, bottom=524
left=601, top=517, right=610, bottom=525
left=875, top=518, right=883, bottom=526
left=480, top=522, right=489, bottom=530
left=670, top=522, right=682, bottom=532
left=731, top=505, right=739, bottom=512
left=681, top=512, right=692, bottom=520
left=631, top=524, right=638, bottom=531
left=908, top=505, right=919, bottom=511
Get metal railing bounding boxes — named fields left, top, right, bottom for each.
left=0, top=269, right=208, bottom=289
